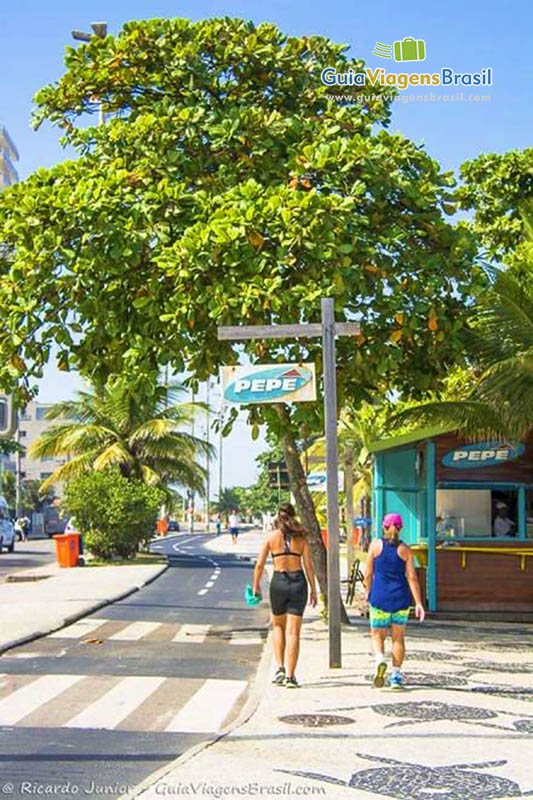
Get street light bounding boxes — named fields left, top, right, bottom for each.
left=71, top=23, right=108, bottom=126
left=71, top=22, right=108, bottom=42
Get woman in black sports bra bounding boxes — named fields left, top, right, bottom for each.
left=252, top=503, right=317, bottom=688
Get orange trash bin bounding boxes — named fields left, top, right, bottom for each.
left=53, top=533, right=80, bottom=567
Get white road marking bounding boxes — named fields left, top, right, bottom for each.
left=165, top=679, right=247, bottom=733
left=108, top=621, right=161, bottom=641
left=172, top=624, right=209, bottom=643
left=3, top=652, right=49, bottom=659
left=64, top=676, right=165, bottom=729
left=205, top=581, right=214, bottom=588
left=197, top=589, right=208, bottom=596
left=229, top=634, right=263, bottom=645
left=0, top=675, right=84, bottom=725
left=49, top=619, right=109, bottom=639
left=209, top=574, right=218, bottom=580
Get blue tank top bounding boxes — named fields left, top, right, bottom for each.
left=368, top=538, right=412, bottom=612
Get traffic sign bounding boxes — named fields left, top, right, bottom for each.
left=268, top=461, right=290, bottom=489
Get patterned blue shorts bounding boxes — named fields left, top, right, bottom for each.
left=369, top=604, right=410, bottom=628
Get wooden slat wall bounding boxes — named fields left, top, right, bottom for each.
left=437, top=544, right=533, bottom=611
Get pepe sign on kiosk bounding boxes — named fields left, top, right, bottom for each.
left=218, top=299, right=360, bottom=667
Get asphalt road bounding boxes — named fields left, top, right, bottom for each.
left=0, top=537, right=56, bottom=583
left=0, top=532, right=270, bottom=798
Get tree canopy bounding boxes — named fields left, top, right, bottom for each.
left=0, top=16, right=481, bottom=418
left=458, top=147, right=533, bottom=267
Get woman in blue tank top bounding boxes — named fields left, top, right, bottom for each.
left=364, top=513, right=425, bottom=690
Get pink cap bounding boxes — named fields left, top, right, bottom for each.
left=383, top=513, right=403, bottom=530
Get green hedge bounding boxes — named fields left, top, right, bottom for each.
left=63, top=469, right=165, bottom=560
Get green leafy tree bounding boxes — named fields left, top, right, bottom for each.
left=29, top=378, right=213, bottom=500
left=63, top=468, right=164, bottom=559
left=212, top=487, right=241, bottom=518
left=458, top=149, right=533, bottom=266
left=0, top=17, right=482, bottom=600
left=21, top=479, right=56, bottom=513
left=1, top=471, right=16, bottom=509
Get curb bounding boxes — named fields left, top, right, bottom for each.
left=124, top=623, right=273, bottom=799
left=0, top=563, right=169, bottom=656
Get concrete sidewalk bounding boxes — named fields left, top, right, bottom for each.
left=130, top=530, right=533, bottom=800
left=0, top=558, right=168, bottom=654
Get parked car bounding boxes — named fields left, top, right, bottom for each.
left=0, top=496, right=15, bottom=553
left=167, top=520, right=180, bottom=532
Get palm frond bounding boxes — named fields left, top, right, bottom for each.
left=38, top=450, right=103, bottom=492
left=92, top=442, right=135, bottom=472
left=28, top=424, right=111, bottom=458
left=389, top=400, right=511, bottom=440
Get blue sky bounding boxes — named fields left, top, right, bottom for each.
left=1, top=0, right=531, bottom=490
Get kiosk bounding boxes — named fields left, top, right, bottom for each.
left=370, top=428, right=533, bottom=613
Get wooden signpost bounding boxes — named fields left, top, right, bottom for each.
left=218, top=297, right=359, bottom=667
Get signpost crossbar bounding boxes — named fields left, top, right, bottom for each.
left=218, top=322, right=359, bottom=341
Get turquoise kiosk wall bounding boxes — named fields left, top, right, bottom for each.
left=371, top=431, right=439, bottom=612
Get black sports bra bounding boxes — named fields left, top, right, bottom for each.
left=272, top=531, right=302, bottom=559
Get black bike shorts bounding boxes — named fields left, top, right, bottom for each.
left=270, top=570, right=308, bottom=617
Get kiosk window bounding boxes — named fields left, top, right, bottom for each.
left=436, top=488, right=518, bottom=538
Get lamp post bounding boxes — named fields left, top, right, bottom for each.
left=71, top=23, right=108, bottom=126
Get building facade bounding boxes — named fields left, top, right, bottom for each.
left=17, top=402, right=68, bottom=487
left=0, top=125, right=19, bottom=190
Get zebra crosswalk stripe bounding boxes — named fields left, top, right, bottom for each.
left=229, top=634, right=263, bottom=645
left=48, top=619, right=110, bottom=639
left=107, top=621, right=162, bottom=641
left=165, top=679, right=247, bottom=733
left=64, top=676, right=165, bottom=729
left=172, top=624, right=209, bottom=643
left=0, top=674, right=84, bottom=725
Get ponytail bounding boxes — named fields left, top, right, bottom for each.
left=275, top=503, right=307, bottom=539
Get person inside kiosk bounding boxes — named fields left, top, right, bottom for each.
left=492, top=501, right=516, bottom=537
left=436, top=488, right=519, bottom=540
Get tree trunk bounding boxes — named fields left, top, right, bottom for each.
left=344, top=446, right=355, bottom=577
left=274, top=403, right=350, bottom=625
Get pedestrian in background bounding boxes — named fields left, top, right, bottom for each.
left=252, top=503, right=317, bottom=688
left=229, top=509, right=239, bottom=544
left=215, top=514, right=222, bottom=537
left=364, top=512, right=425, bottom=690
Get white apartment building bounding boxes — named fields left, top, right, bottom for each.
left=18, top=402, right=69, bottom=486
left=0, top=125, right=19, bottom=190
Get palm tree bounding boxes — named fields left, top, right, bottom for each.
left=30, top=380, right=214, bottom=501
left=390, top=206, right=533, bottom=439
left=212, top=487, right=241, bottom=518
left=306, top=403, right=384, bottom=511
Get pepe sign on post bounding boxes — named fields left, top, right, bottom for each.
left=221, top=364, right=316, bottom=405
